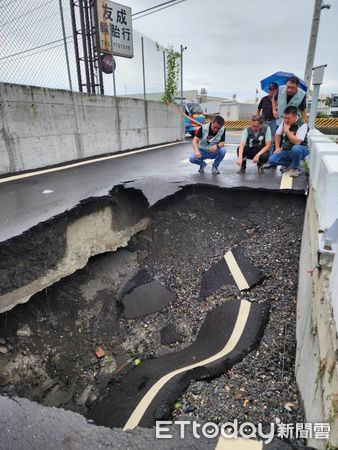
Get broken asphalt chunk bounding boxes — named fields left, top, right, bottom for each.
left=200, top=246, right=263, bottom=299
left=88, top=299, right=269, bottom=429
left=122, top=280, right=176, bottom=319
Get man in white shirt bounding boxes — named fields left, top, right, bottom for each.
left=264, top=106, right=309, bottom=177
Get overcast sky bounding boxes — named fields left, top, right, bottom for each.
left=0, top=0, right=337, bottom=101
left=125, top=0, right=338, bottom=101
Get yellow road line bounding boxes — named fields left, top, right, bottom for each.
left=0, top=141, right=186, bottom=184
left=123, top=300, right=251, bottom=431
left=224, top=251, right=250, bottom=291
left=215, top=436, right=263, bottom=450
left=280, top=171, right=293, bottom=190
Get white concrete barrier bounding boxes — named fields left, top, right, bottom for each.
left=310, top=142, right=338, bottom=191
left=331, top=245, right=338, bottom=330
left=0, top=83, right=183, bottom=175
left=296, top=130, right=338, bottom=449
left=309, top=131, right=338, bottom=229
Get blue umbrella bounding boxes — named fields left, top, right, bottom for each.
left=260, top=71, right=308, bottom=93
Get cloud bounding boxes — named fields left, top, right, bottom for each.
left=126, top=0, right=338, bottom=100
left=1, top=0, right=337, bottom=100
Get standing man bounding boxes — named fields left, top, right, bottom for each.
left=272, top=76, right=307, bottom=125
left=236, top=114, right=271, bottom=173
left=257, top=82, right=278, bottom=153
left=190, top=115, right=226, bottom=174
left=265, top=106, right=309, bottom=177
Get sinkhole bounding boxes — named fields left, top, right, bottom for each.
left=0, top=185, right=306, bottom=440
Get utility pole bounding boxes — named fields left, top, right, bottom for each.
left=180, top=45, right=184, bottom=107
left=180, top=45, right=187, bottom=140
left=304, top=0, right=330, bottom=89
left=309, top=65, right=327, bottom=130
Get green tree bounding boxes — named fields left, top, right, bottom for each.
left=162, top=47, right=180, bottom=104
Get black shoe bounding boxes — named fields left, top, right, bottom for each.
left=198, top=162, right=207, bottom=173
left=263, top=163, right=276, bottom=170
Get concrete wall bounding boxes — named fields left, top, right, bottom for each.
left=296, top=130, right=338, bottom=449
left=219, top=102, right=257, bottom=121
left=122, top=89, right=199, bottom=103
left=199, top=101, right=221, bottom=115
left=0, top=82, right=183, bottom=175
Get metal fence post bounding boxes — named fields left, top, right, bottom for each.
left=110, top=33, right=117, bottom=97
left=59, top=0, right=73, bottom=91
left=141, top=36, right=149, bottom=145
left=163, top=49, right=166, bottom=92
left=141, top=36, right=146, bottom=101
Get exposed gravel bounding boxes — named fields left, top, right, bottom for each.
left=0, top=185, right=307, bottom=446
left=124, top=186, right=307, bottom=446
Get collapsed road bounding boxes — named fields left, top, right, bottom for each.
left=0, top=141, right=311, bottom=449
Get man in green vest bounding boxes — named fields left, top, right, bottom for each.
left=272, top=76, right=307, bottom=125
left=190, top=115, right=226, bottom=174
left=236, top=114, right=272, bottom=173
left=264, top=106, right=309, bottom=177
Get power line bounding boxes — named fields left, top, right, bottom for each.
left=0, top=42, right=68, bottom=64
left=0, top=0, right=20, bottom=9
left=0, top=0, right=54, bottom=27
left=133, top=0, right=187, bottom=21
left=0, top=5, right=71, bottom=40
left=0, top=0, right=21, bottom=9
left=132, top=0, right=179, bottom=16
left=0, top=37, right=73, bottom=62
left=0, top=35, right=82, bottom=65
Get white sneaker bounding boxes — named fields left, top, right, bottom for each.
left=211, top=166, right=220, bottom=174
left=289, top=168, right=300, bottom=177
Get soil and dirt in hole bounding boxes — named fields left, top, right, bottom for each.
left=0, top=187, right=306, bottom=443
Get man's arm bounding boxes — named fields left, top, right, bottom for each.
left=301, top=108, right=307, bottom=122
left=209, top=140, right=225, bottom=152
left=236, top=129, right=247, bottom=165
left=210, top=129, right=226, bottom=152
left=237, top=141, right=245, bottom=161
left=253, top=127, right=272, bottom=162
left=283, top=123, right=303, bottom=145
left=295, top=123, right=308, bottom=144
left=256, top=99, right=263, bottom=116
left=192, top=136, right=201, bottom=157
left=252, top=140, right=271, bottom=162
left=298, top=94, right=307, bottom=122
left=256, top=101, right=262, bottom=116
left=273, top=121, right=283, bottom=152
left=272, top=92, right=278, bottom=119
left=274, top=133, right=282, bottom=152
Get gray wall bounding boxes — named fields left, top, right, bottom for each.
left=0, top=83, right=183, bottom=175
left=295, top=130, right=338, bottom=449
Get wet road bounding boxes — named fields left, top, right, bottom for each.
left=0, top=135, right=306, bottom=242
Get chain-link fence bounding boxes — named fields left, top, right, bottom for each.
left=0, top=0, right=179, bottom=99
left=0, top=0, right=75, bottom=91
left=103, top=29, right=167, bottom=97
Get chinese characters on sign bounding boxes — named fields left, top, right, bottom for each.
left=97, top=0, right=133, bottom=58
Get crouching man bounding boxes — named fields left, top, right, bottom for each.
left=190, top=115, right=226, bottom=175
left=264, top=106, right=309, bottom=177
left=236, top=114, right=271, bottom=173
